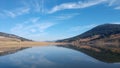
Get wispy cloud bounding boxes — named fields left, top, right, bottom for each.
left=54, top=13, right=80, bottom=20
left=22, top=0, right=45, bottom=13
left=48, top=0, right=120, bottom=13
left=48, top=0, right=106, bottom=13
left=0, top=0, right=45, bottom=18
left=107, top=0, right=120, bottom=6
left=11, top=18, right=55, bottom=34
left=10, top=17, right=56, bottom=41
left=1, top=0, right=120, bottom=17
left=110, top=22, right=120, bottom=24
left=107, top=0, right=120, bottom=10
left=69, top=24, right=97, bottom=33
left=1, top=7, right=30, bottom=18
left=69, top=22, right=120, bottom=33
left=21, top=0, right=120, bottom=14
left=115, top=6, right=120, bottom=10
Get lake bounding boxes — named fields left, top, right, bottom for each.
left=0, top=45, right=120, bottom=68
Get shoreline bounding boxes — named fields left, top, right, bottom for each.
left=0, top=41, right=68, bottom=56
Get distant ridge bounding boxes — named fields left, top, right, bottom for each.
left=0, top=32, right=32, bottom=41
left=56, top=24, right=120, bottom=43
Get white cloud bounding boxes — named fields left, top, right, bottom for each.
left=107, top=0, right=116, bottom=6
left=115, top=6, right=120, bottom=10
left=29, top=17, right=40, bottom=23
left=107, top=0, right=120, bottom=10
left=22, top=0, right=45, bottom=13
left=69, top=24, right=97, bottom=32
left=33, top=0, right=45, bottom=12
left=2, top=7, right=30, bottom=18
left=11, top=19, right=55, bottom=34
left=3, top=10, right=16, bottom=18
left=48, top=0, right=106, bottom=13
left=0, top=0, right=45, bottom=18
left=54, top=13, right=80, bottom=20
left=37, top=23, right=56, bottom=32
left=30, top=29, right=37, bottom=33
left=1, top=0, right=120, bottom=17
left=48, top=0, right=120, bottom=13
left=10, top=18, right=56, bottom=41
left=107, top=0, right=120, bottom=6
left=110, top=22, right=120, bottom=24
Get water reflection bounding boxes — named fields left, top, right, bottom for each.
left=0, top=47, right=28, bottom=56
left=59, top=45, right=120, bottom=63
left=0, top=46, right=120, bottom=68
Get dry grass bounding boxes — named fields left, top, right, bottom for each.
left=0, top=41, right=65, bottom=54
left=0, top=41, right=63, bottom=47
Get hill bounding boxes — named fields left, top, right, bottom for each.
left=0, top=32, right=32, bottom=42
left=56, top=24, right=120, bottom=44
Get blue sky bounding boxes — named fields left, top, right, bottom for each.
left=0, top=0, right=120, bottom=41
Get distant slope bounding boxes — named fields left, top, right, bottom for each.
left=0, top=32, right=32, bottom=42
left=56, top=24, right=120, bottom=43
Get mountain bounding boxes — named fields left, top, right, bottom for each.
left=0, top=32, right=32, bottom=42
left=56, top=24, right=120, bottom=43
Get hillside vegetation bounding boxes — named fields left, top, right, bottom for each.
left=57, top=24, right=120, bottom=53
left=0, top=32, right=32, bottom=42
left=56, top=24, right=120, bottom=44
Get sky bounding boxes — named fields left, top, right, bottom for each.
left=0, top=0, right=120, bottom=41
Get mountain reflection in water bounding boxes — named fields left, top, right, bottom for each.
left=0, top=45, right=119, bottom=68
left=59, top=45, right=120, bottom=63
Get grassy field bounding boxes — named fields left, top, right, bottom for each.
left=0, top=41, right=63, bottom=47
left=0, top=41, right=65, bottom=55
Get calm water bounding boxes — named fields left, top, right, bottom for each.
left=0, top=46, right=120, bottom=68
